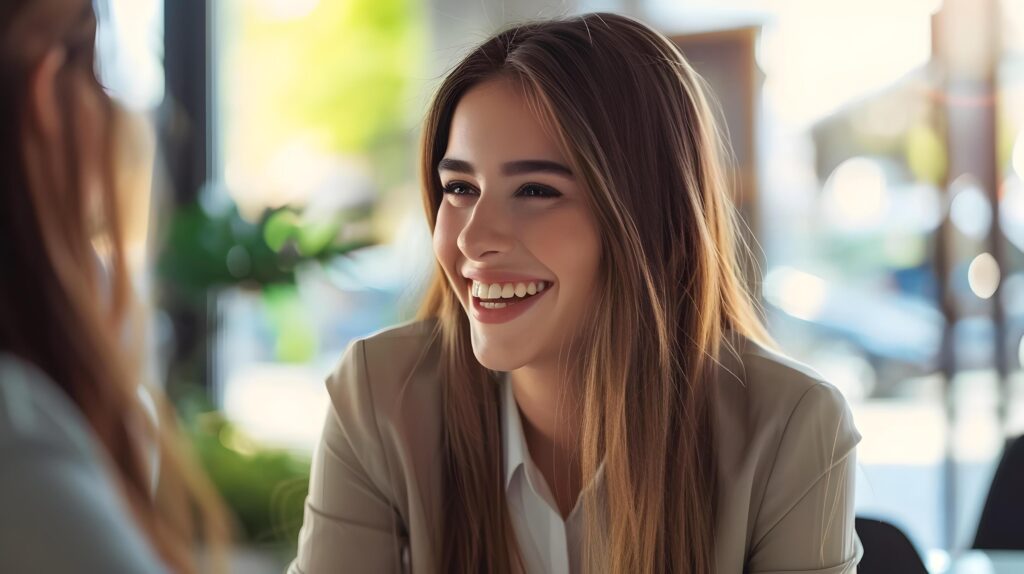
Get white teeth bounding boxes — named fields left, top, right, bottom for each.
left=471, top=280, right=552, bottom=301
left=480, top=301, right=507, bottom=309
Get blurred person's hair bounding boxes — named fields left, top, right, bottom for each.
left=418, top=12, right=773, bottom=573
left=0, top=1, right=229, bottom=571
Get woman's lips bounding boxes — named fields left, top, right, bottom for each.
left=467, top=280, right=552, bottom=324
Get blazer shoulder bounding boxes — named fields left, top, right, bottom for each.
left=718, top=336, right=861, bottom=461
left=321, top=319, right=445, bottom=522
left=721, top=337, right=839, bottom=411
left=737, top=338, right=827, bottom=396
left=324, top=318, right=443, bottom=445
left=358, top=317, right=442, bottom=391
left=362, top=317, right=440, bottom=345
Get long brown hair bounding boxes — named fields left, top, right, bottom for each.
left=0, top=1, right=228, bottom=571
left=418, top=12, right=772, bottom=573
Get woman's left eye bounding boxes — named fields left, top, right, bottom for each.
left=516, top=184, right=562, bottom=199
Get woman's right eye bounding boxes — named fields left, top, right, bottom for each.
left=442, top=182, right=477, bottom=196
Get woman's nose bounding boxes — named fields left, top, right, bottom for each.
left=456, top=198, right=515, bottom=260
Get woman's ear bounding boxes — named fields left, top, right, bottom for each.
left=28, top=47, right=67, bottom=139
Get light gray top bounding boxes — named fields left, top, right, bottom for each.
left=0, top=353, right=166, bottom=573
left=289, top=319, right=862, bottom=573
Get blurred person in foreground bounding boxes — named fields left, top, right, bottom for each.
left=0, top=1, right=228, bottom=572
left=291, top=12, right=860, bottom=574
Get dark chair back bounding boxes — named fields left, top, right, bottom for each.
left=855, top=517, right=928, bottom=574
left=974, top=435, right=1024, bottom=550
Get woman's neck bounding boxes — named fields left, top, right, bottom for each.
left=508, top=364, right=582, bottom=519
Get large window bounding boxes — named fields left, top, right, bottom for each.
left=208, top=0, right=429, bottom=448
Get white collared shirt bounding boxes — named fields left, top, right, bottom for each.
left=501, top=375, right=603, bottom=574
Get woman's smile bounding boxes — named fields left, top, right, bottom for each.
left=466, top=277, right=554, bottom=324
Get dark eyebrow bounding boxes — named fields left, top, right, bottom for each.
left=437, top=158, right=574, bottom=179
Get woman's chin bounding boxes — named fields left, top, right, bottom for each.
left=470, top=340, right=529, bottom=373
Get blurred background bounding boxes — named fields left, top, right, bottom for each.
left=96, top=0, right=1023, bottom=571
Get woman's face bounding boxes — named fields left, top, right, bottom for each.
left=432, top=77, right=602, bottom=372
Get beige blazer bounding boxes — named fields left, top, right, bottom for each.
left=288, top=319, right=862, bottom=573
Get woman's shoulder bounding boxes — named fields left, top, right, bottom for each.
left=321, top=319, right=445, bottom=517
left=0, top=354, right=168, bottom=573
left=324, top=317, right=443, bottom=442
left=327, top=317, right=442, bottom=399
left=715, top=337, right=863, bottom=570
left=357, top=317, right=441, bottom=359
left=0, top=353, right=97, bottom=458
left=716, top=335, right=861, bottom=463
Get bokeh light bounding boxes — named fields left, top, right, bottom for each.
left=949, top=176, right=992, bottom=239
left=967, top=252, right=1001, bottom=299
left=764, top=267, right=828, bottom=321
left=822, top=157, right=889, bottom=232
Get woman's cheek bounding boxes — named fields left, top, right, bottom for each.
left=537, top=207, right=599, bottom=262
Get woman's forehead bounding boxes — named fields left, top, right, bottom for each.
left=443, top=77, right=569, bottom=171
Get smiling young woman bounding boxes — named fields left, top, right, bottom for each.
left=291, top=12, right=861, bottom=574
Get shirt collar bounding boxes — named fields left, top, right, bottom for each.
left=501, top=372, right=528, bottom=488
left=501, top=372, right=608, bottom=497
